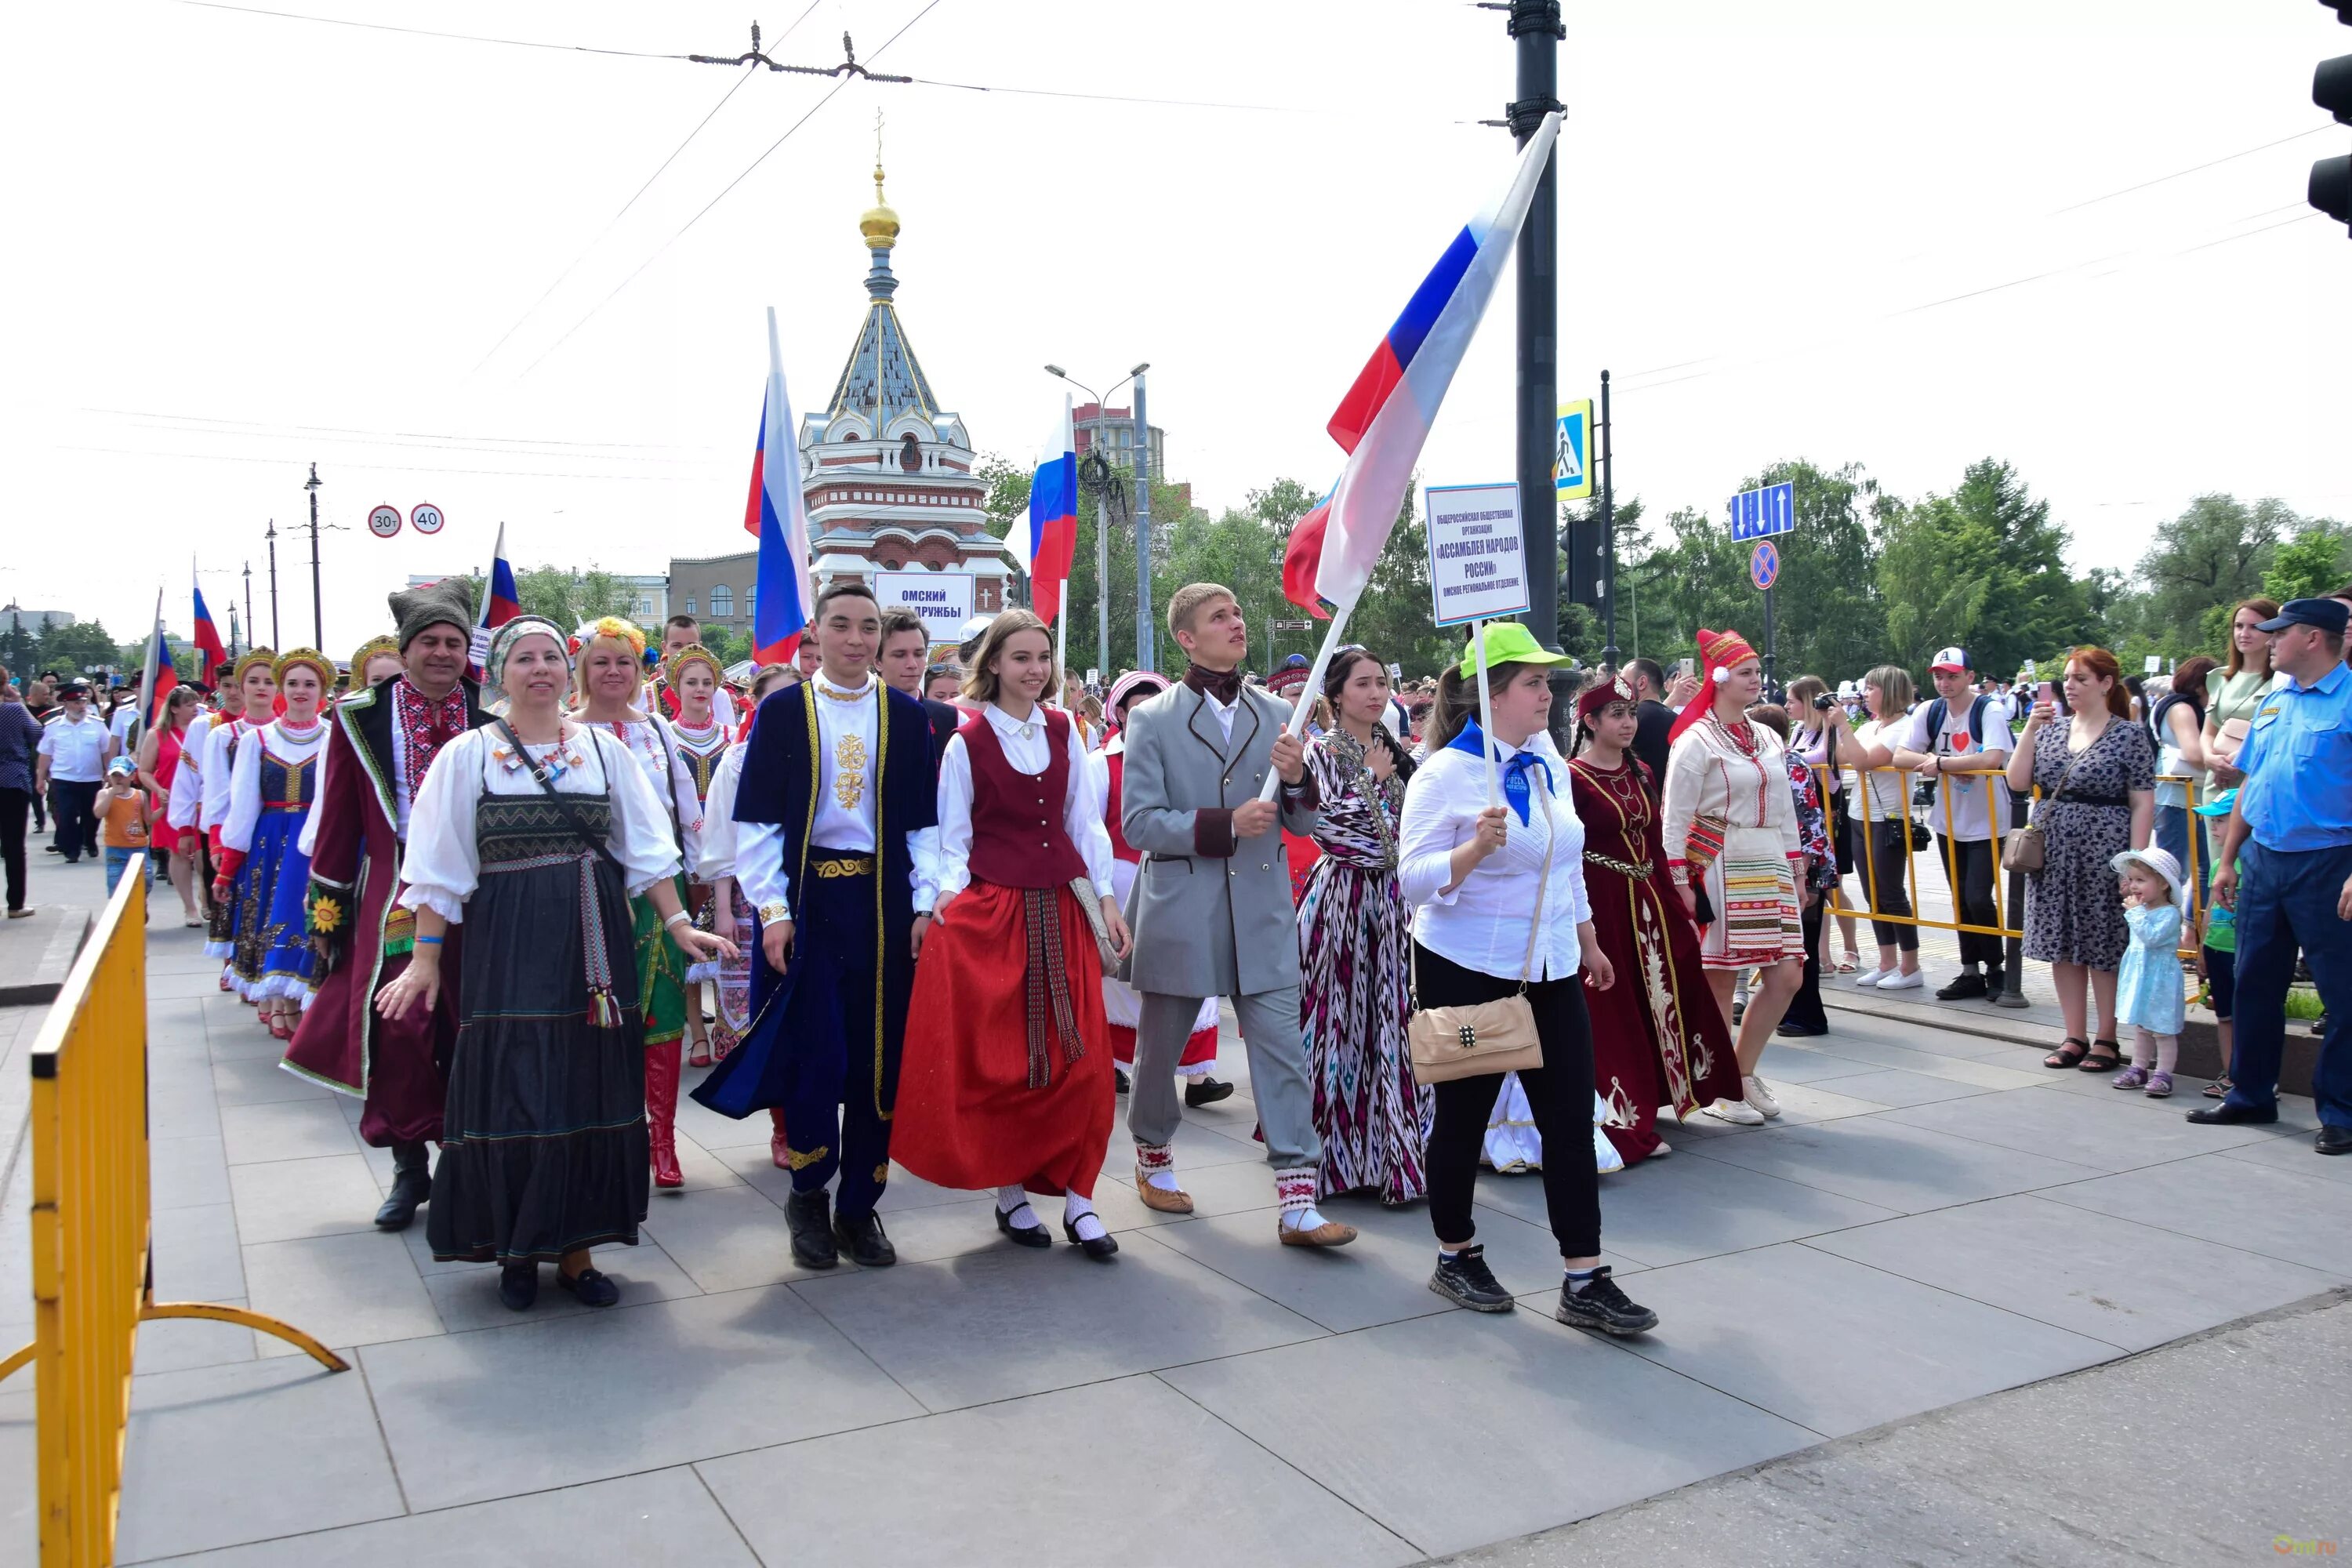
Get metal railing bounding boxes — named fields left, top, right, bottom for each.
left=1, top=871, right=347, bottom=1567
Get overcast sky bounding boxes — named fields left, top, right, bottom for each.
left=3, top=0, right=2344, bottom=652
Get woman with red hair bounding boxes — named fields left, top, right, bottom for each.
left=2005, top=646, right=2157, bottom=1071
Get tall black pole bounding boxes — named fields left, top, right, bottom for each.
left=265, top=520, right=281, bottom=649
left=1508, top=0, right=1566, bottom=735
left=305, top=463, right=324, bottom=649
left=1599, top=368, right=1617, bottom=668
left=241, top=561, right=253, bottom=660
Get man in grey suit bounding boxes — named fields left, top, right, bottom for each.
left=1119, top=584, right=1356, bottom=1247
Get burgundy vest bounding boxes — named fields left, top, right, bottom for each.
left=964, top=707, right=1087, bottom=891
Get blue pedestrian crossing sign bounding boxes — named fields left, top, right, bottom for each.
left=1554, top=399, right=1594, bottom=499
left=1729, top=481, right=1795, bottom=541
left=1749, top=540, right=1780, bottom=592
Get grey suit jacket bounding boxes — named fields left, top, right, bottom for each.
left=1118, top=681, right=1319, bottom=998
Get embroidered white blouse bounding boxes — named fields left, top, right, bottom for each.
left=932, top=704, right=1116, bottom=905
left=589, top=713, right=699, bottom=875
left=1398, top=731, right=1593, bottom=982
left=220, top=719, right=327, bottom=855
left=397, top=726, right=682, bottom=924
left=734, top=673, right=940, bottom=916
left=694, top=742, right=748, bottom=884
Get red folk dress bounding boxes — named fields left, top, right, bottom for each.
left=1570, top=755, right=1743, bottom=1164
left=895, top=708, right=1116, bottom=1197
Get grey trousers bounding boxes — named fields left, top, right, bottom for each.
left=1130, top=985, right=1322, bottom=1171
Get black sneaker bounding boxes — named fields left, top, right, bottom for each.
left=1554, top=1266, right=1658, bottom=1336
left=1184, top=1077, right=1236, bottom=1108
left=1429, top=1244, right=1515, bottom=1312
left=1935, top=971, right=1988, bottom=1000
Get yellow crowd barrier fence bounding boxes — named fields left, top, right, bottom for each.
left=1, top=871, right=346, bottom=1568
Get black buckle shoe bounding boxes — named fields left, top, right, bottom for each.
left=786, top=1189, right=839, bottom=1269
left=1555, top=1266, right=1658, bottom=1336
left=1429, top=1244, right=1514, bottom=1312
left=996, top=1203, right=1052, bottom=1249
left=498, top=1261, right=538, bottom=1312
left=1062, top=1217, right=1120, bottom=1261
left=1184, top=1077, right=1236, bottom=1108
left=372, top=1142, right=432, bottom=1231
left=833, top=1208, right=897, bottom=1268
left=1935, top=971, right=1989, bottom=1000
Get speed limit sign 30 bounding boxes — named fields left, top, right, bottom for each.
left=368, top=504, right=402, bottom=538
left=411, top=502, right=445, bottom=535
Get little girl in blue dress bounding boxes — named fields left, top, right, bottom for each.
left=2110, top=847, right=2188, bottom=1098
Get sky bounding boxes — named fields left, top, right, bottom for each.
left=2, top=0, right=2346, bottom=653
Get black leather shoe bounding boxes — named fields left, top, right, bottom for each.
left=2317, top=1125, right=2352, bottom=1156
left=786, top=1189, right=838, bottom=1269
left=996, top=1203, right=1052, bottom=1249
left=372, top=1142, right=432, bottom=1231
left=1774, top=1022, right=1828, bottom=1038
left=1062, top=1218, right=1119, bottom=1261
left=833, top=1209, right=896, bottom=1267
left=2185, top=1102, right=2279, bottom=1126
left=499, top=1262, right=538, bottom=1312
left=557, top=1266, right=620, bottom=1308
left=1935, top=971, right=1988, bottom=1000
left=1114, top=1066, right=1131, bottom=1094
left=1184, top=1077, right=1236, bottom=1108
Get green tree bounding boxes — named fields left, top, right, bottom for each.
left=1878, top=459, right=2091, bottom=682
left=34, top=619, right=124, bottom=678
left=2263, top=525, right=2352, bottom=606
left=2132, top=495, right=2295, bottom=654
left=510, top=565, right=637, bottom=630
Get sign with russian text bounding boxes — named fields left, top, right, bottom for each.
left=1424, top=482, right=1530, bottom=627
left=873, top=570, right=975, bottom=645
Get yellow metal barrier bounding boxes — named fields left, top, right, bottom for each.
left=1, top=870, right=347, bottom=1567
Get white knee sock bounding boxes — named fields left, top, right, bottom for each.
left=1065, top=1192, right=1106, bottom=1241
left=996, top=1184, right=1040, bottom=1229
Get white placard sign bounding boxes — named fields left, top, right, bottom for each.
left=1423, top=481, right=1529, bottom=627
left=873, top=570, right=975, bottom=646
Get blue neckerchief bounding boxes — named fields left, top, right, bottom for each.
left=1446, top=719, right=1553, bottom=825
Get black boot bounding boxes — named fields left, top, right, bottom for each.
left=786, top=1188, right=838, bottom=1269
left=373, top=1142, right=432, bottom=1231
left=833, top=1208, right=897, bottom=1268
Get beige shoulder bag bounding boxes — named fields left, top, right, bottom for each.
left=1407, top=785, right=1555, bottom=1084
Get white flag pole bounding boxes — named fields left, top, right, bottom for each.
left=1470, top=619, right=1499, bottom=809
left=1254, top=594, right=1357, bottom=802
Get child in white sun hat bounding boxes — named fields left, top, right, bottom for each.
left=2110, top=845, right=2187, bottom=1097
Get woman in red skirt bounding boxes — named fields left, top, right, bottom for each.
left=894, top=610, right=1131, bottom=1260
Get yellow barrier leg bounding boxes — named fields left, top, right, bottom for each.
left=141, top=1303, right=350, bottom=1373
left=0, top=1341, right=29, bottom=1382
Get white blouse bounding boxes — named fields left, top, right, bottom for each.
left=933, top=704, right=1116, bottom=905
left=397, top=725, right=683, bottom=925
left=734, top=674, right=940, bottom=916
left=694, top=742, right=748, bottom=884
left=1398, top=731, right=1593, bottom=982
left=220, top=720, right=326, bottom=854
left=589, top=713, right=698, bottom=873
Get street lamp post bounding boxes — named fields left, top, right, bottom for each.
left=1045, top=361, right=1145, bottom=677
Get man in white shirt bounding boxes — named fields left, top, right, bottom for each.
left=35, top=681, right=107, bottom=862
left=1893, top=645, right=2015, bottom=1000
left=694, top=581, right=942, bottom=1271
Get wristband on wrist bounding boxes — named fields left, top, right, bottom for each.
left=663, top=911, right=691, bottom=930
left=416, top=935, right=445, bottom=946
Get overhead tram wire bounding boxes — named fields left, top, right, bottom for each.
left=173, top=0, right=695, bottom=60
left=511, top=0, right=949, bottom=383
left=2046, top=125, right=2336, bottom=216
left=76, top=405, right=719, bottom=456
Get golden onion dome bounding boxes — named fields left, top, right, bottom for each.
left=860, top=165, right=899, bottom=250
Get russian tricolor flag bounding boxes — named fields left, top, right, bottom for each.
left=468, top=524, right=521, bottom=682
left=191, top=580, right=228, bottom=686
left=1010, top=395, right=1079, bottom=626
left=746, top=307, right=814, bottom=666
left=1282, top=111, right=1559, bottom=615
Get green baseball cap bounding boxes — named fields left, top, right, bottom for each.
left=1455, top=621, right=1576, bottom=678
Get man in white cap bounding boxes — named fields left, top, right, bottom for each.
left=1893, top=645, right=2015, bottom=1000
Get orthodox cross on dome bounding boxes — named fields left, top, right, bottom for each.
left=828, top=113, right=941, bottom=423
left=860, top=109, right=901, bottom=302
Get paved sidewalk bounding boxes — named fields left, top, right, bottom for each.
left=3, top=861, right=2347, bottom=1566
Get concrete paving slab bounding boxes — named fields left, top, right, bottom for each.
left=220, top=1095, right=362, bottom=1165
left=790, top=1228, right=1323, bottom=1412
left=1607, top=1243, right=2121, bottom=1438
left=2216, top=1125, right=2352, bottom=1183
left=1682, top=1114, right=2105, bottom=1214
left=2040, top=1152, right=2352, bottom=1277
left=1799, top=1067, right=2004, bottom=1108
left=152, top=1200, right=246, bottom=1301
left=210, top=1054, right=332, bottom=1107
left=361, top=1284, right=924, bottom=1511
left=637, top=1182, right=823, bottom=1293
left=113, top=1357, right=405, bottom=1563
left=1878, top=1083, right=2279, bottom=1171
left=1535, top=1148, right=1898, bottom=1269
left=1160, top=1306, right=1816, bottom=1557
left=132, top=1296, right=261, bottom=1375
left=151, top=1133, right=232, bottom=1210
left=418, top=1240, right=702, bottom=1334
left=241, top=1230, right=446, bottom=1358
left=227, top=1152, right=389, bottom=1244
left=1801, top=1192, right=2347, bottom=1351
left=701, top=1374, right=1418, bottom=1568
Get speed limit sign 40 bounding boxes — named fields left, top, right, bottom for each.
left=368, top=504, right=402, bottom=539
left=411, top=502, right=445, bottom=535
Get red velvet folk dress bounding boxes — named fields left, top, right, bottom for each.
left=895, top=709, right=1115, bottom=1197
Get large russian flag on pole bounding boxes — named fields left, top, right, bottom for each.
left=747, top=307, right=815, bottom=666
left=467, top=522, right=521, bottom=682
left=1008, top=395, right=1079, bottom=626
left=191, top=579, right=228, bottom=686
left=1282, top=111, right=1559, bottom=615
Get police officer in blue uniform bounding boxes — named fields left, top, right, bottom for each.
left=2188, top=598, right=2352, bottom=1155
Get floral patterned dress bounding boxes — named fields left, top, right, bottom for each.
left=1298, top=729, right=1428, bottom=1204
left=1569, top=756, right=1742, bottom=1163
left=2023, top=717, right=2155, bottom=970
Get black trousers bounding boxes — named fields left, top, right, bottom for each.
left=49, top=779, right=98, bottom=862
left=1783, top=896, right=1828, bottom=1030
left=1861, top=819, right=1919, bottom=952
left=1938, top=835, right=2001, bottom=971
left=0, top=786, right=27, bottom=912
left=1416, top=942, right=1602, bottom=1259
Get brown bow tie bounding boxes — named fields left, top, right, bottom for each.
left=1183, top=666, right=1243, bottom=706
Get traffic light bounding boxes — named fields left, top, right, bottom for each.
left=2314, top=0, right=2352, bottom=230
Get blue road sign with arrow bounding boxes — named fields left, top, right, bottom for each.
left=1729, top=481, right=1795, bottom=541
